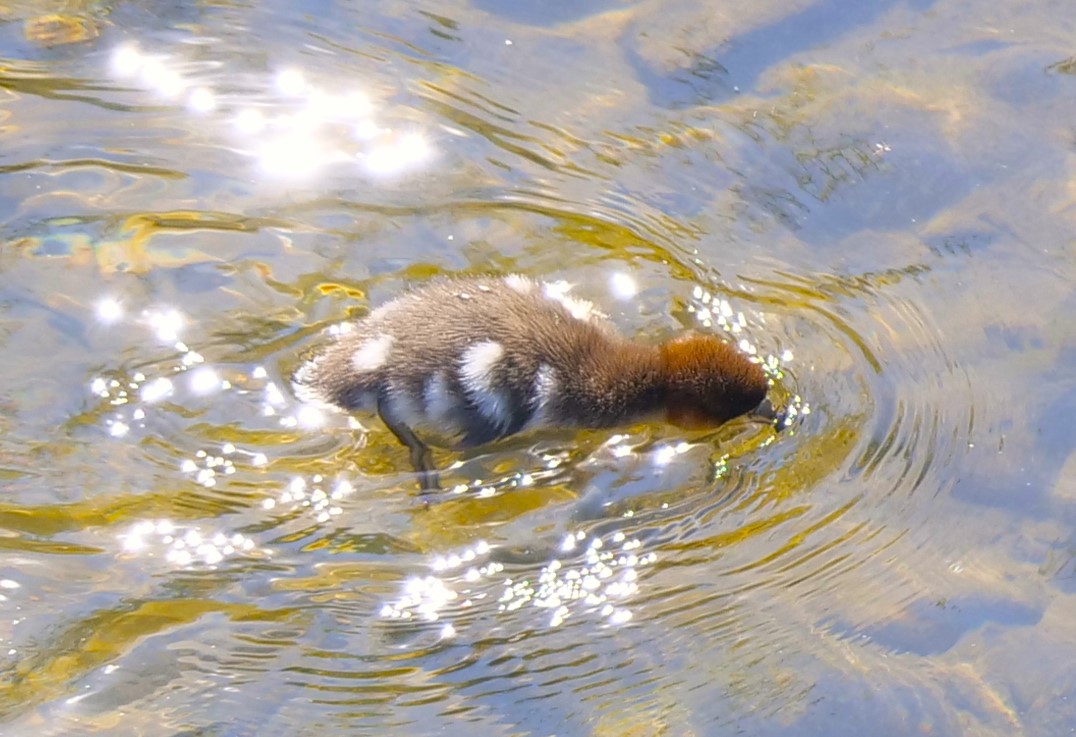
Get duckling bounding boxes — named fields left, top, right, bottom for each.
left=293, top=274, right=775, bottom=490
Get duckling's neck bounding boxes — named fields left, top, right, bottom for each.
left=571, top=340, right=666, bottom=427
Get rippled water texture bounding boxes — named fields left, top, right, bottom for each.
left=1, top=0, right=1074, bottom=735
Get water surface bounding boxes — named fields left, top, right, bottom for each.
left=0, top=0, right=1074, bottom=735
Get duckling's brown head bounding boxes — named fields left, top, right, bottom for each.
left=658, top=333, right=770, bottom=429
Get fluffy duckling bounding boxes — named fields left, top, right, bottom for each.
left=293, top=274, right=774, bottom=490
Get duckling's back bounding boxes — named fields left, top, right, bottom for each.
left=292, top=274, right=619, bottom=445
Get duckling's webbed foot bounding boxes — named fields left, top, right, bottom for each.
left=377, top=396, right=441, bottom=493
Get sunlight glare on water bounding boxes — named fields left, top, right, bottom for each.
left=94, top=297, right=124, bottom=324
left=379, top=532, right=649, bottom=630
left=118, top=519, right=263, bottom=568
left=107, top=43, right=436, bottom=182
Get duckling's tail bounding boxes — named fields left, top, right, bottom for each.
left=291, top=357, right=333, bottom=407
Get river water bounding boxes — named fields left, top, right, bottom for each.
left=0, top=0, right=1074, bottom=735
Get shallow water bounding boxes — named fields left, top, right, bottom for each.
left=0, top=0, right=1074, bottom=735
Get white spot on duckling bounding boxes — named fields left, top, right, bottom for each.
left=526, top=363, right=558, bottom=429
left=460, top=341, right=511, bottom=429
left=351, top=334, right=394, bottom=372
left=461, top=341, right=503, bottom=386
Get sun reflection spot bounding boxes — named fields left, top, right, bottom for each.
left=95, top=297, right=124, bottom=324
left=264, top=382, right=286, bottom=407
left=188, top=367, right=222, bottom=395
left=360, top=131, right=434, bottom=177
left=187, top=86, right=216, bottom=113
left=140, top=377, right=174, bottom=403
left=653, top=445, right=679, bottom=466
left=256, top=134, right=337, bottom=180
left=234, top=108, right=268, bottom=135
left=168, top=549, right=193, bottom=566
left=609, top=272, right=638, bottom=299
left=110, top=44, right=144, bottom=78
left=297, top=405, right=325, bottom=428
left=352, top=119, right=383, bottom=141
left=139, top=57, right=186, bottom=98
left=145, top=308, right=184, bottom=342
left=305, top=89, right=373, bottom=122
left=274, top=68, right=308, bottom=97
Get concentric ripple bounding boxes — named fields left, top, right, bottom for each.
left=636, top=263, right=980, bottom=658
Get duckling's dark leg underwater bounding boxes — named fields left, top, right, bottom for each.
left=376, top=393, right=441, bottom=492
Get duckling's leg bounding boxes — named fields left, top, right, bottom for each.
left=377, top=397, right=441, bottom=493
